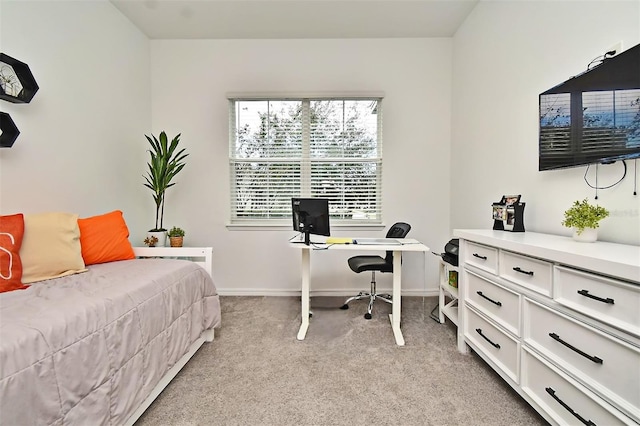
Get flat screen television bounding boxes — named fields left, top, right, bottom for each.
left=539, top=43, right=640, bottom=171
left=291, top=197, right=331, bottom=245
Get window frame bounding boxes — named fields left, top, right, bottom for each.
left=227, top=93, right=384, bottom=228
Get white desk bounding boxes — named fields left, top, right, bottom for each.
left=290, top=238, right=429, bottom=346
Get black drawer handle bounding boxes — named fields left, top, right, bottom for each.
left=513, top=266, right=534, bottom=276
left=473, top=253, right=487, bottom=260
left=549, top=333, right=603, bottom=364
left=545, top=387, right=597, bottom=426
left=477, top=291, right=502, bottom=306
left=578, top=289, right=614, bottom=305
left=476, top=328, right=500, bottom=349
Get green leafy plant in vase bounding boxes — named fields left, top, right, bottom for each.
left=561, top=198, right=609, bottom=242
left=143, top=131, right=189, bottom=247
left=168, top=226, right=185, bottom=247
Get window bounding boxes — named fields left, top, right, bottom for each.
left=229, top=97, right=382, bottom=225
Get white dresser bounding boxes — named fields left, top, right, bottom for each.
left=453, top=230, right=640, bottom=425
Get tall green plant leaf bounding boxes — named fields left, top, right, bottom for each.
left=143, top=131, right=189, bottom=231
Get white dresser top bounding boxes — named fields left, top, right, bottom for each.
left=453, top=229, right=640, bottom=284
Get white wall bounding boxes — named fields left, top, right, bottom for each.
left=5, top=0, right=635, bottom=298
left=452, top=0, right=640, bottom=245
left=0, top=0, right=150, bottom=234
left=150, top=39, right=453, bottom=295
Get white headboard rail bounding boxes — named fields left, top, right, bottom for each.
left=132, top=247, right=213, bottom=278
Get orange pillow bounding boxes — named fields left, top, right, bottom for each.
left=0, top=214, right=28, bottom=293
left=78, top=210, right=135, bottom=265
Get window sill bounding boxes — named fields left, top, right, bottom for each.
left=226, top=223, right=386, bottom=231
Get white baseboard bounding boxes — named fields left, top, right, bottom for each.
left=217, top=288, right=439, bottom=297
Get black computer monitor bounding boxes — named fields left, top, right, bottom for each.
left=291, top=197, right=331, bottom=245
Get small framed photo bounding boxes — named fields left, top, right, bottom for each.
left=492, top=204, right=507, bottom=220
left=501, top=194, right=521, bottom=206
left=504, top=207, right=516, bottom=230
left=506, top=207, right=516, bottom=225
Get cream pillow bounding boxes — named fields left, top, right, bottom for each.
left=20, top=212, right=87, bottom=284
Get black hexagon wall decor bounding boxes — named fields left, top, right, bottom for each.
left=0, top=53, right=39, bottom=104
left=0, top=112, right=20, bottom=147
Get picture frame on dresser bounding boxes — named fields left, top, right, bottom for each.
left=492, top=194, right=525, bottom=232
left=492, top=204, right=507, bottom=221
left=502, top=194, right=521, bottom=206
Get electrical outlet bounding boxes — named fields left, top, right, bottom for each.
left=606, top=41, right=624, bottom=56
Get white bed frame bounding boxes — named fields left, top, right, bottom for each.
left=124, top=247, right=215, bottom=426
left=132, top=246, right=213, bottom=277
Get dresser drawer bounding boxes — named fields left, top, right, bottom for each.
left=554, top=266, right=640, bottom=337
left=521, top=348, right=635, bottom=425
left=464, top=242, right=498, bottom=275
left=523, top=299, right=640, bottom=419
left=465, top=271, right=520, bottom=336
left=464, top=306, right=519, bottom=383
left=499, top=251, right=552, bottom=296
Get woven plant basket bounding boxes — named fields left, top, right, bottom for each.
left=169, top=236, right=184, bottom=247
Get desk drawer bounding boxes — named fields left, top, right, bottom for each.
left=465, top=271, right=520, bottom=336
left=499, top=251, right=552, bottom=296
left=554, top=266, right=640, bottom=337
left=464, top=306, right=519, bottom=383
left=521, top=348, right=634, bottom=425
left=464, top=242, right=498, bottom=275
left=523, top=299, right=640, bottom=419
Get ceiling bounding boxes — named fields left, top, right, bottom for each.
left=109, top=0, right=479, bottom=39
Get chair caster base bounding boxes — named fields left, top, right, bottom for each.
left=364, top=313, right=372, bottom=320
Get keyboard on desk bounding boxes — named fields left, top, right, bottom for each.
left=353, top=238, right=402, bottom=245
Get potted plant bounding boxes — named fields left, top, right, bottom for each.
left=143, top=131, right=188, bottom=247
left=143, top=235, right=159, bottom=247
left=561, top=198, right=609, bottom=242
left=168, top=226, right=185, bottom=247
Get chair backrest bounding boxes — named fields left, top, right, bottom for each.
left=384, top=222, right=411, bottom=265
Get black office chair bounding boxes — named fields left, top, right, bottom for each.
left=340, top=222, right=411, bottom=319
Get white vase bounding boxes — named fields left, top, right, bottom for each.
left=573, top=227, right=597, bottom=243
left=147, top=230, right=167, bottom=247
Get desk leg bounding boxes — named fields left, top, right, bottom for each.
left=297, top=249, right=310, bottom=340
left=389, top=250, right=405, bottom=346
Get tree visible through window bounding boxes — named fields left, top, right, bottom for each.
left=229, top=97, right=382, bottom=224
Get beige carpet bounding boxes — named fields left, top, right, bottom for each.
left=135, top=296, right=548, bottom=425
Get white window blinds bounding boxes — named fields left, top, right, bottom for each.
left=229, top=97, right=383, bottom=224
left=583, top=89, right=640, bottom=151
left=539, top=89, right=640, bottom=169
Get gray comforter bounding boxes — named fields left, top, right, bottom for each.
left=0, top=258, right=220, bottom=425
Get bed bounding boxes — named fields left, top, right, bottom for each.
left=0, top=250, right=221, bottom=425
